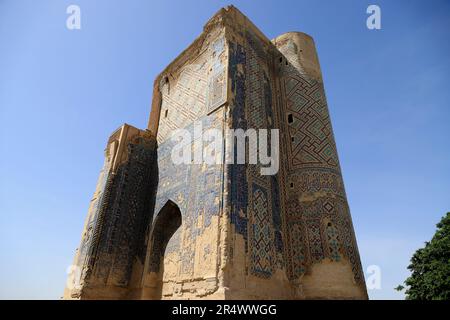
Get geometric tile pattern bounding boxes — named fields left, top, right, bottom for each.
left=228, top=41, right=249, bottom=249
left=207, top=37, right=227, bottom=113
left=229, top=37, right=284, bottom=279
left=306, top=218, right=325, bottom=263
left=289, top=222, right=307, bottom=278
left=326, top=222, right=342, bottom=262
left=155, top=119, right=223, bottom=278
left=157, top=37, right=227, bottom=143
left=227, top=32, right=367, bottom=286
left=279, top=59, right=365, bottom=283
left=283, top=71, right=339, bottom=170
left=87, top=138, right=156, bottom=287
left=152, top=35, right=228, bottom=280
left=285, top=194, right=364, bottom=282
left=249, top=185, right=273, bottom=278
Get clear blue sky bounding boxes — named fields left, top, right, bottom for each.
left=0, top=0, right=449, bottom=299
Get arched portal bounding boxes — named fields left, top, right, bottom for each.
left=142, top=200, right=181, bottom=299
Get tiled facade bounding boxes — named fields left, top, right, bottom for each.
left=64, top=6, right=367, bottom=300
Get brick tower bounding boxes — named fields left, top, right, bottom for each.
left=64, top=6, right=368, bottom=300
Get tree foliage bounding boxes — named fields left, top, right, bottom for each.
left=398, top=212, right=450, bottom=300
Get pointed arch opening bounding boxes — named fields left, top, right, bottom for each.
left=141, top=200, right=181, bottom=299
left=148, top=200, right=182, bottom=273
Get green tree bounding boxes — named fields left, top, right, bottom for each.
left=396, top=212, right=450, bottom=300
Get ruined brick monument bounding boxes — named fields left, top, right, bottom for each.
left=64, top=6, right=368, bottom=300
